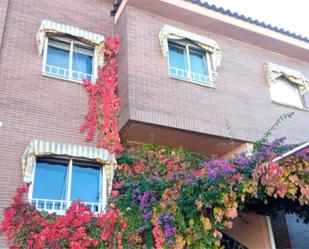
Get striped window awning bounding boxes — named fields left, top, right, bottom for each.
left=265, top=62, right=308, bottom=95
left=159, top=25, right=222, bottom=72
left=36, top=20, right=105, bottom=66
left=21, top=140, right=117, bottom=192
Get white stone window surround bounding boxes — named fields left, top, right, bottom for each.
left=159, top=25, right=222, bottom=86
left=264, top=62, right=308, bottom=109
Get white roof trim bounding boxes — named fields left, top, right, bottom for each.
left=272, top=142, right=309, bottom=162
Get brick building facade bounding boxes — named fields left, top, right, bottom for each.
left=1, top=0, right=309, bottom=248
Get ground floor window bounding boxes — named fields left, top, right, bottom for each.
left=30, top=157, right=103, bottom=214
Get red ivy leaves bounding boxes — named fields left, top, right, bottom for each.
left=1, top=186, right=126, bottom=249
left=80, top=35, right=123, bottom=154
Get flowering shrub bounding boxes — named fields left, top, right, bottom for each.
left=80, top=36, right=123, bottom=154
left=1, top=140, right=309, bottom=248
left=113, top=141, right=308, bottom=248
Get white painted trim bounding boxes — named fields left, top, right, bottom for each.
left=28, top=156, right=107, bottom=214
left=114, top=0, right=128, bottom=24
left=93, top=48, right=98, bottom=81
left=158, top=0, right=309, bottom=49
left=205, top=52, right=213, bottom=83
left=42, top=37, right=95, bottom=83
left=185, top=43, right=192, bottom=80
left=266, top=216, right=277, bottom=249
left=27, top=161, right=36, bottom=201
left=42, top=37, right=49, bottom=74
left=69, top=41, right=74, bottom=80
left=272, top=142, right=309, bottom=162
left=167, top=40, right=214, bottom=86
left=102, top=167, right=108, bottom=213
left=66, top=158, right=73, bottom=206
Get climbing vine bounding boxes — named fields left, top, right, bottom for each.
left=80, top=36, right=123, bottom=154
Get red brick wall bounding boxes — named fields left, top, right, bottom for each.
left=0, top=0, right=113, bottom=247
left=271, top=213, right=292, bottom=249
left=114, top=8, right=130, bottom=129
left=116, top=5, right=309, bottom=145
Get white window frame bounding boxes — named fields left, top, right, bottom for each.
left=167, top=40, right=213, bottom=86
left=28, top=156, right=107, bottom=215
left=42, top=36, right=97, bottom=83
left=269, top=77, right=305, bottom=109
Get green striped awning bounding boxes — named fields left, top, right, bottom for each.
left=21, top=140, right=117, bottom=192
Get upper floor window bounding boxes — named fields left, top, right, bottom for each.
left=43, top=38, right=94, bottom=82
left=269, top=77, right=303, bottom=108
left=159, top=25, right=222, bottom=87
left=265, top=63, right=308, bottom=109
left=168, top=41, right=211, bottom=84
left=22, top=140, right=116, bottom=214
left=36, top=20, right=105, bottom=83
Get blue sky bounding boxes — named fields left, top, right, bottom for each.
left=205, top=0, right=309, bottom=38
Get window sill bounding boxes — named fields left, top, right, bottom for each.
left=271, top=100, right=308, bottom=112
left=169, top=75, right=216, bottom=89
left=42, top=73, right=92, bottom=85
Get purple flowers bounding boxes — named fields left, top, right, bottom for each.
left=143, top=211, right=152, bottom=221
left=296, top=148, right=309, bottom=160
left=137, top=190, right=156, bottom=232
left=138, top=190, right=154, bottom=211
left=201, top=158, right=236, bottom=178
left=159, top=212, right=177, bottom=245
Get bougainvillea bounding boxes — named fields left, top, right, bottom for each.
left=2, top=140, right=308, bottom=248
left=80, top=36, right=123, bottom=154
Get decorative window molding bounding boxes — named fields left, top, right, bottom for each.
left=21, top=140, right=117, bottom=213
left=159, top=25, right=222, bottom=82
left=264, top=62, right=308, bottom=95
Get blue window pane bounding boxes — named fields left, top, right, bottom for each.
left=72, top=50, right=93, bottom=80
left=32, top=160, right=68, bottom=201
left=168, top=42, right=188, bottom=79
left=71, top=163, right=101, bottom=203
left=189, top=48, right=209, bottom=83
left=46, top=46, right=70, bottom=70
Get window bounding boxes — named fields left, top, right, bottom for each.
left=159, top=25, right=222, bottom=85
left=42, top=37, right=94, bottom=82
left=168, top=41, right=212, bottom=85
left=269, top=77, right=304, bottom=108
left=29, top=157, right=103, bottom=214
left=264, top=62, right=308, bottom=109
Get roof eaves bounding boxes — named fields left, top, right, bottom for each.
left=110, top=0, right=309, bottom=43
left=185, top=0, right=309, bottom=43
left=111, top=0, right=122, bottom=17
